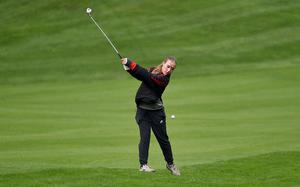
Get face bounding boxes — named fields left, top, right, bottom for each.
left=161, top=59, right=176, bottom=75
left=162, top=59, right=176, bottom=76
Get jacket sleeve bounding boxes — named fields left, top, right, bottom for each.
left=125, top=59, right=169, bottom=88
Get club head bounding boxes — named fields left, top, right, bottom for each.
left=86, top=8, right=92, bottom=15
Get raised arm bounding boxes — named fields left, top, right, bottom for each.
left=121, top=58, right=169, bottom=88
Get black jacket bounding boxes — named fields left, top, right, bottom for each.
left=125, top=59, right=170, bottom=106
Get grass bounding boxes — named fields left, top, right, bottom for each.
left=1, top=152, right=299, bottom=186
left=0, top=0, right=300, bottom=186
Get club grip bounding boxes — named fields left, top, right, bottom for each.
left=117, top=53, right=122, bottom=59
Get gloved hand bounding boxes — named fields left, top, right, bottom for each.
left=120, top=58, right=130, bottom=70
left=121, top=58, right=127, bottom=65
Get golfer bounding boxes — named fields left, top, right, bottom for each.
left=121, top=56, right=180, bottom=176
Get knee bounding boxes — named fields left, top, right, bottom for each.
left=140, top=136, right=150, bottom=145
left=157, top=136, right=170, bottom=145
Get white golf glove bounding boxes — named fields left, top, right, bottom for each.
left=122, top=58, right=130, bottom=70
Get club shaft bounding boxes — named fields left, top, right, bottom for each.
left=88, top=14, right=122, bottom=59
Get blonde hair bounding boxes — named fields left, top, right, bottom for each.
left=152, top=56, right=177, bottom=74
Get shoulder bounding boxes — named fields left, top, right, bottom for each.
left=148, top=67, right=155, bottom=72
left=150, top=73, right=169, bottom=87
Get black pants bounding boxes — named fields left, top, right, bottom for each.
left=135, top=107, right=174, bottom=166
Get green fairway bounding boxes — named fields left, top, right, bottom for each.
left=1, top=152, right=299, bottom=187
left=1, top=0, right=300, bottom=186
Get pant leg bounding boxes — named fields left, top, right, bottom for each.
left=150, top=109, right=174, bottom=165
left=135, top=108, right=151, bottom=165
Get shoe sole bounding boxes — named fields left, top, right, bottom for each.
left=166, top=166, right=180, bottom=176
left=139, top=169, right=156, bottom=172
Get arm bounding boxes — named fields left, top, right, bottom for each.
left=121, top=58, right=169, bottom=87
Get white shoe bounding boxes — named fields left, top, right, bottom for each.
left=166, top=164, right=181, bottom=176
left=139, top=164, right=155, bottom=172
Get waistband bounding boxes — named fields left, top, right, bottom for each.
left=137, top=100, right=164, bottom=110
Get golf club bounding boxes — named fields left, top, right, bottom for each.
left=86, top=8, right=123, bottom=60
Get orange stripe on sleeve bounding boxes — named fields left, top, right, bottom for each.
left=129, top=61, right=137, bottom=70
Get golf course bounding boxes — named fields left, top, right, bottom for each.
left=1, top=0, right=300, bottom=186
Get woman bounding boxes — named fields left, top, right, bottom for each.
left=121, top=56, right=180, bottom=176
